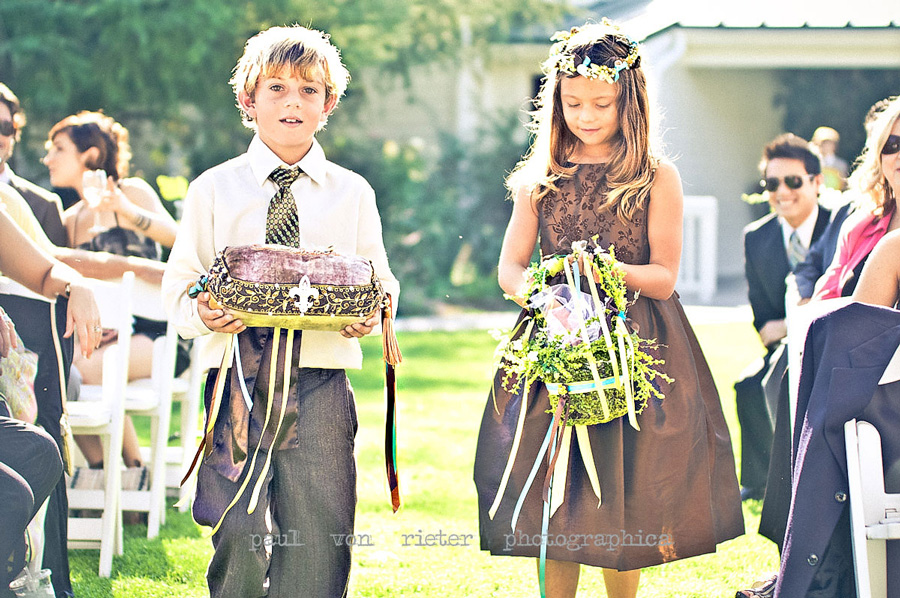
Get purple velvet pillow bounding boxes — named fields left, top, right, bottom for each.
left=224, top=244, right=373, bottom=286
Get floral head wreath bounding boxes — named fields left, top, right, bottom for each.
left=547, top=18, right=641, bottom=84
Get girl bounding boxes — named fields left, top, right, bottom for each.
left=43, top=111, right=178, bottom=471
left=473, top=21, right=743, bottom=598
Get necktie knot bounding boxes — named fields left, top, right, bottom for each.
left=270, top=166, right=302, bottom=189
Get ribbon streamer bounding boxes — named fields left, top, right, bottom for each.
left=539, top=422, right=560, bottom=598
left=385, top=360, right=401, bottom=512
left=248, top=328, right=294, bottom=513
left=180, top=333, right=235, bottom=489
left=510, top=421, right=554, bottom=533
left=488, top=378, right=531, bottom=520
left=488, top=317, right=535, bottom=519
left=207, top=328, right=282, bottom=537
left=575, top=425, right=602, bottom=507
left=549, top=425, right=572, bottom=517
left=563, top=258, right=611, bottom=421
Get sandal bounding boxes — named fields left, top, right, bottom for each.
left=735, top=574, right=777, bottom=598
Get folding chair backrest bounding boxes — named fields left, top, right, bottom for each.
left=786, top=296, right=852, bottom=430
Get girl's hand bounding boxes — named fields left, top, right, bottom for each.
left=340, top=310, right=379, bottom=338
left=64, top=282, right=103, bottom=358
left=197, top=291, right=246, bottom=334
left=0, top=307, right=17, bottom=359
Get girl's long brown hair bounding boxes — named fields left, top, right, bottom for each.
left=506, top=22, right=659, bottom=223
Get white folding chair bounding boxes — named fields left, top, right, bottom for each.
left=124, top=288, right=206, bottom=515
left=784, top=284, right=851, bottom=431
left=66, top=272, right=134, bottom=578
left=844, top=418, right=900, bottom=598
left=117, top=277, right=178, bottom=539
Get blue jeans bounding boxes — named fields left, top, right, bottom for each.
left=196, top=367, right=358, bottom=598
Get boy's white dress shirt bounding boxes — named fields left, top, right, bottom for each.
left=163, top=135, right=399, bottom=371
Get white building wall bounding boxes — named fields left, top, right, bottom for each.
left=650, top=57, right=785, bottom=279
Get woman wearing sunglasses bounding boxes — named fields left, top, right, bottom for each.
left=812, top=95, right=900, bottom=300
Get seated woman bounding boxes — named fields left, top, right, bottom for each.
left=0, top=204, right=102, bottom=596
left=812, top=96, right=900, bottom=300
left=42, top=111, right=178, bottom=472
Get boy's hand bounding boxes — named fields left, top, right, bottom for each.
left=197, top=291, right=246, bottom=334
left=340, top=311, right=379, bottom=338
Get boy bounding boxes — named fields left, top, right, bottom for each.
left=163, top=25, right=399, bottom=598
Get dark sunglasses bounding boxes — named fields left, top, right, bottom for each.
left=0, top=120, right=15, bottom=137
left=760, top=174, right=814, bottom=192
left=882, top=135, right=900, bottom=156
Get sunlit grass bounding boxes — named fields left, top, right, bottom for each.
left=73, top=319, right=779, bottom=597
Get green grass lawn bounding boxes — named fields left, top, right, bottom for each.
left=70, top=318, right=780, bottom=597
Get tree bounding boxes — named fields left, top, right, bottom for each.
left=0, top=0, right=563, bottom=179
left=1, top=0, right=569, bottom=310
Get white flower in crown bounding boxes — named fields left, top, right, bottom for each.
left=288, top=275, right=320, bottom=314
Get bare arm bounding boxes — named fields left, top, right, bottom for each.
left=98, top=177, right=179, bottom=248
left=53, top=247, right=165, bottom=284
left=853, top=229, right=900, bottom=307
left=498, top=187, right=540, bottom=306
left=0, top=209, right=102, bottom=356
left=619, top=161, right=683, bottom=300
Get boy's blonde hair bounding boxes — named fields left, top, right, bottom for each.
left=230, top=25, right=350, bottom=129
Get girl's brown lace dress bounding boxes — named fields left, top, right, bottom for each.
left=474, top=163, right=744, bottom=570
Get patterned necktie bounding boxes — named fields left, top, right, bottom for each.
left=266, top=166, right=303, bottom=246
left=787, top=230, right=807, bottom=269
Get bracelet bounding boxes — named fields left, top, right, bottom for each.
left=133, top=212, right=152, bottom=231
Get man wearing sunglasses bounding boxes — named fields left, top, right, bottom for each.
left=0, top=83, right=67, bottom=247
left=735, top=133, right=833, bottom=504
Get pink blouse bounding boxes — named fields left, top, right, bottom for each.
left=813, top=207, right=894, bottom=300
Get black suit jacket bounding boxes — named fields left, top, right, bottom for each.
left=743, top=207, right=832, bottom=334
left=775, top=302, right=900, bottom=598
left=7, top=173, right=67, bottom=247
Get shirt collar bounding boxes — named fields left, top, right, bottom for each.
left=247, top=135, right=327, bottom=188
left=779, top=204, right=819, bottom=249
left=0, top=164, right=12, bottom=185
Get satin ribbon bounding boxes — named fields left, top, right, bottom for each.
left=539, top=421, right=560, bottom=598
left=385, top=361, right=401, bottom=512
left=248, top=329, right=293, bottom=514
left=491, top=249, right=638, bottom=542
left=488, top=318, right=535, bottom=520
left=179, top=333, right=236, bottom=496
left=205, top=328, right=287, bottom=537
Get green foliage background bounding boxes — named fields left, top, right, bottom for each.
left=0, top=0, right=560, bottom=313
left=4, top=2, right=894, bottom=313
left=775, top=69, right=900, bottom=167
